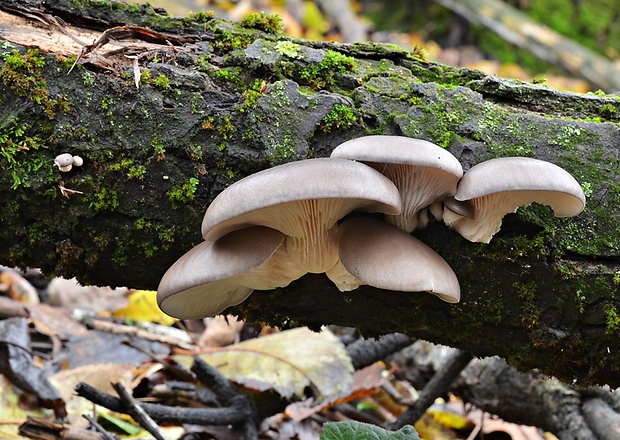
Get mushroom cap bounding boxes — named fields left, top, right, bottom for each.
left=54, top=153, right=74, bottom=171
left=337, top=217, right=460, bottom=303
left=445, top=157, right=586, bottom=243
left=158, top=226, right=303, bottom=319
left=54, top=153, right=74, bottom=167
left=330, top=135, right=463, bottom=232
left=201, top=158, right=402, bottom=273
left=202, top=158, right=401, bottom=239
left=72, top=155, right=84, bottom=167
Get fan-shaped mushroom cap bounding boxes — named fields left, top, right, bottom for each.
left=201, top=158, right=402, bottom=274
left=336, top=217, right=460, bottom=303
left=330, top=136, right=463, bottom=232
left=443, top=157, right=586, bottom=243
left=158, top=226, right=305, bottom=319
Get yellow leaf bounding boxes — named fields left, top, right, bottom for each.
left=428, top=407, right=474, bottom=430
left=175, top=327, right=353, bottom=399
left=414, top=412, right=459, bottom=440
left=111, top=290, right=176, bottom=326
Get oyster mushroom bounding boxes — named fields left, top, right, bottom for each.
left=335, top=217, right=460, bottom=303
left=330, top=135, right=463, bottom=232
left=157, top=226, right=305, bottom=319
left=201, top=158, right=402, bottom=275
left=443, top=157, right=586, bottom=243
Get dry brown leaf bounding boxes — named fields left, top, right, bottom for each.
left=198, top=315, right=244, bottom=348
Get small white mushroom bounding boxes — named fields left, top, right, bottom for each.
left=201, top=158, right=402, bottom=275
left=336, top=217, right=461, bottom=303
left=330, top=136, right=463, bottom=232
left=443, top=157, right=586, bottom=243
left=54, top=153, right=83, bottom=172
left=54, top=153, right=75, bottom=172
left=157, top=226, right=305, bottom=319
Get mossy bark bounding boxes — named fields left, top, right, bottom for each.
left=1, top=0, right=619, bottom=386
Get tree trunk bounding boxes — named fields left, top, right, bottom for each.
left=1, top=0, right=619, bottom=387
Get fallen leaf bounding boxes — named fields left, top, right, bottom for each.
left=286, top=362, right=386, bottom=421
left=111, top=290, right=176, bottom=326
left=175, top=327, right=353, bottom=399
left=198, top=315, right=243, bottom=348
left=0, top=269, right=39, bottom=304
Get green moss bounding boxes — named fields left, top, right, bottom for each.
left=153, top=74, right=170, bottom=89
left=604, top=303, right=620, bottom=334
left=167, top=177, right=199, bottom=208
left=275, top=41, right=301, bottom=58
left=265, top=133, right=297, bottom=166
left=238, top=79, right=265, bottom=113
left=151, top=135, right=166, bottom=160
left=240, top=11, right=283, bottom=34
left=101, top=96, right=113, bottom=110
left=57, top=54, right=79, bottom=71
left=88, top=187, right=119, bottom=211
left=109, top=158, right=146, bottom=180
left=213, top=67, right=242, bottom=84
left=0, top=49, right=60, bottom=118
left=300, top=50, right=355, bottom=90
left=82, top=71, right=95, bottom=87
left=212, top=32, right=252, bottom=53
left=185, top=10, right=215, bottom=24
left=515, top=280, right=541, bottom=329
left=135, top=218, right=176, bottom=256
left=0, top=116, right=48, bottom=189
left=320, top=104, right=358, bottom=132
left=600, top=103, right=617, bottom=118
left=217, top=116, right=235, bottom=142
left=139, top=69, right=151, bottom=85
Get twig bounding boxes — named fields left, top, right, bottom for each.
left=112, top=381, right=168, bottom=440
left=75, top=382, right=246, bottom=425
left=387, top=349, right=473, bottom=429
left=82, top=414, right=120, bottom=440
left=346, top=333, right=413, bottom=370
left=77, top=315, right=196, bottom=351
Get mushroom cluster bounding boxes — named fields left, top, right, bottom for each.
left=157, top=136, right=585, bottom=319
left=54, top=153, right=83, bottom=172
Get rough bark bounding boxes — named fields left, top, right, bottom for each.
left=1, top=0, right=619, bottom=387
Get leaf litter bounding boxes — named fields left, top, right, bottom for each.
left=0, top=266, right=554, bottom=439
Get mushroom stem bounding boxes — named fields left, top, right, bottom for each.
left=325, top=259, right=364, bottom=292
left=286, top=224, right=340, bottom=274
left=372, top=163, right=456, bottom=232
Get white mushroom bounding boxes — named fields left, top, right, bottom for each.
left=330, top=136, right=463, bottom=232
left=72, top=155, right=84, bottom=167
left=201, top=158, right=402, bottom=275
left=54, top=153, right=75, bottom=172
left=54, top=153, right=83, bottom=172
left=336, top=217, right=460, bottom=303
left=157, top=226, right=305, bottom=319
left=443, top=157, right=586, bottom=243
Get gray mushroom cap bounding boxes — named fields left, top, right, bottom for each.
left=336, top=217, right=460, bottom=303
left=54, top=153, right=75, bottom=171
left=330, top=136, right=463, bottom=232
left=157, top=226, right=304, bottom=319
left=443, top=157, right=586, bottom=243
left=201, top=158, right=402, bottom=274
